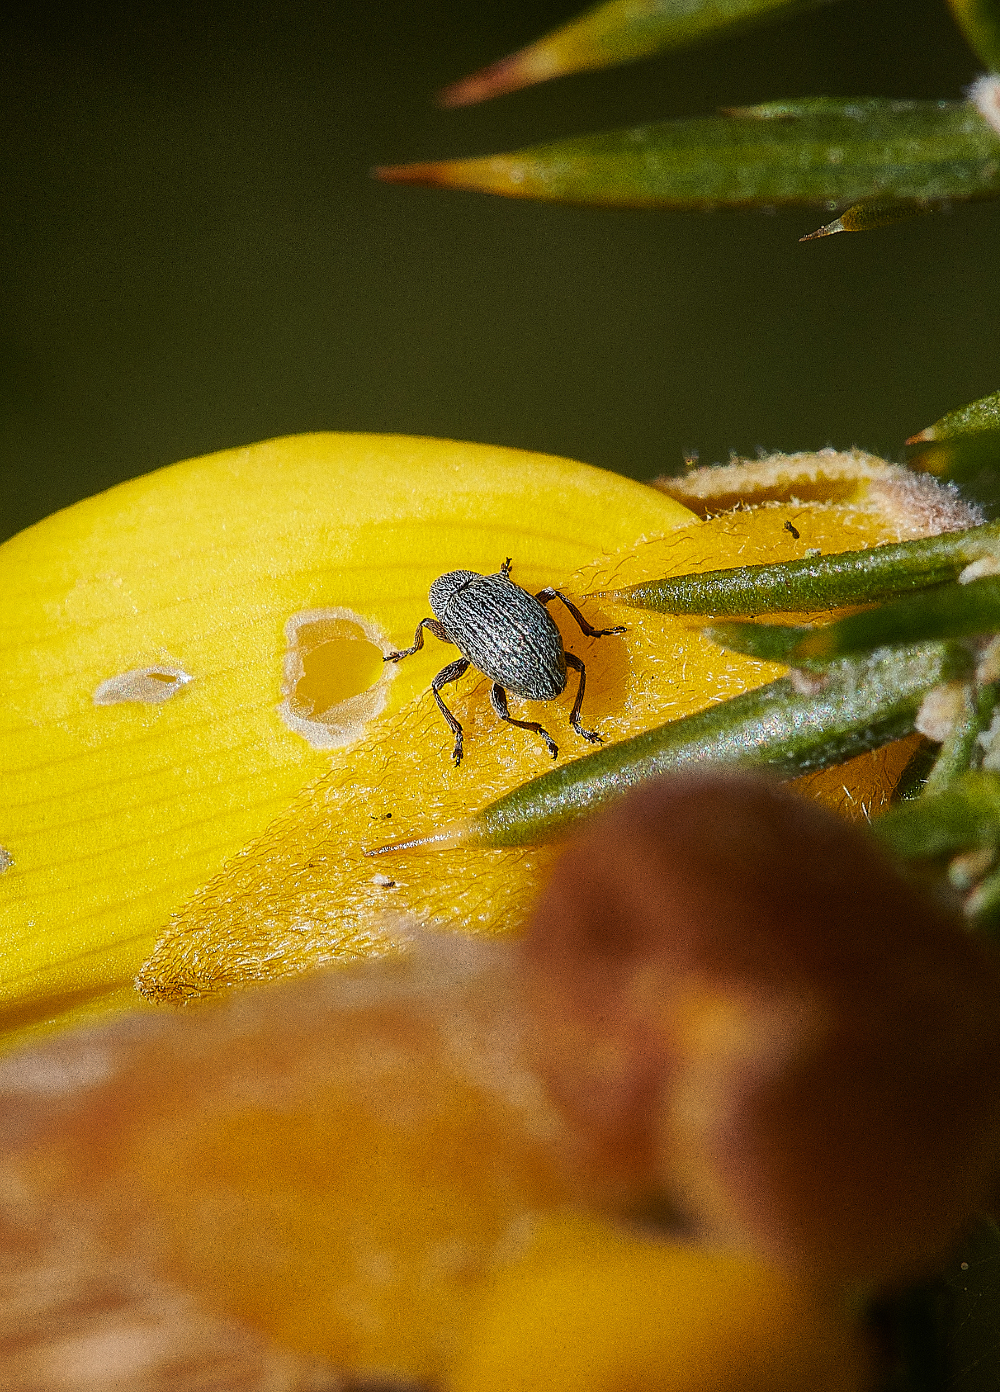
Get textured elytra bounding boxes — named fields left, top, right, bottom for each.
left=430, top=568, right=567, bottom=701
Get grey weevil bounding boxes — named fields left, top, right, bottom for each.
left=384, top=558, right=625, bottom=766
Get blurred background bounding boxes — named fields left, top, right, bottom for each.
left=2, top=0, right=997, bottom=544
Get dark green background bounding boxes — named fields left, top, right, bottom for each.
left=2, top=0, right=997, bottom=544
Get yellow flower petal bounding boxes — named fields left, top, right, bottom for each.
left=4, top=438, right=950, bottom=1045
left=139, top=497, right=915, bottom=1005
left=0, top=433, right=693, bottom=1047
left=450, top=1214, right=867, bottom=1392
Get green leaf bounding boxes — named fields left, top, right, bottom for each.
left=708, top=575, right=1000, bottom=665
left=437, top=0, right=839, bottom=107
left=908, top=388, right=1000, bottom=443
left=872, top=771, right=1000, bottom=860
left=605, top=520, right=1000, bottom=616
left=462, top=642, right=964, bottom=847
left=704, top=620, right=812, bottom=663
left=795, top=575, right=1000, bottom=659
left=947, top=0, right=1000, bottom=72
left=377, top=100, right=1000, bottom=211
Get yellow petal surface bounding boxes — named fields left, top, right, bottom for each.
left=0, top=433, right=694, bottom=1047
left=450, top=1215, right=867, bottom=1392
left=140, top=498, right=917, bottom=1005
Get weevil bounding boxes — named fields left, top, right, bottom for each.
left=384, top=558, right=625, bottom=766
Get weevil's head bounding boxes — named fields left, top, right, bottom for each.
left=429, top=569, right=478, bottom=619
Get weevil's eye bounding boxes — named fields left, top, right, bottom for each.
left=278, top=608, right=396, bottom=749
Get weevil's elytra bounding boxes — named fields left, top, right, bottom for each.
left=429, top=568, right=566, bottom=701
left=384, top=558, right=625, bottom=766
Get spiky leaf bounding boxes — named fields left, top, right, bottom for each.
left=708, top=576, right=1000, bottom=663
left=468, top=642, right=964, bottom=847
left=606, top=521, right=1000, bottom=616
left=379, top=100, right=1000, bottom=212
left=438, top=0, right=838, bottom=107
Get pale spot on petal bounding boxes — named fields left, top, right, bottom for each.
left=93, top=667, right=193, bottom=705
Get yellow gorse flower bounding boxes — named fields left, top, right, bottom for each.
left=2, top=434, right=925, bottom=1048
left=2, top=433, right=977, bottom=1390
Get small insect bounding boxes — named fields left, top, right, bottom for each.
left=384, top=559, right=625, bottom=766
left=784, top=520, right=801, bottom=539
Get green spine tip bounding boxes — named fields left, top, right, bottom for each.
left=800, top=216, right=845, bottom=241
left=801, top=198, right=935, bottom=242
left=436, top=50, right=556, bottom=108
left=463, top=642, right=960, bottom=850
left=906, top=426, right=936, bottom=444
left=907, top=388, right=1000, bottom=444
left=436, top=61, right=517, bottom=109
left=373, top=163, right=451, bottom=188
left=363, top=820, right=473, bottom=857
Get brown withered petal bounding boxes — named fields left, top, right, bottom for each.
left=0, top=939, right=585, bottom=1388
left=519, top=771, right=1000, bottom=1282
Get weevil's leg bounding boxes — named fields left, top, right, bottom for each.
left=535, top=588, right=626, bottom=639
left=490, top=683, right=559, bottom=760
left=384, top=617, right=451, bottom=663
left=564, top=652, right=603, bottom=744
left=432, top=658, right=471, bottom=765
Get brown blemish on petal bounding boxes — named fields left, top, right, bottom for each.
left=278, top=607, right=396, bottom=750
left=0, top=845, right=13, bottom=874
left=93, top=667, right=193, bottom=705
left=655, top=449, right=983, bottom=539
left=653, top=449, right=898, bottom=515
